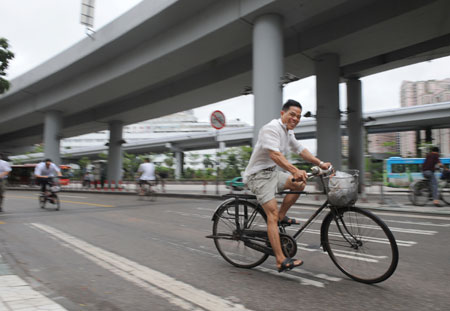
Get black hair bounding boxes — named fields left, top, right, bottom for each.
left=282, top=99, right=302, bottom=112
left=431, top=146, right=440, bottom=153
left=44, top=158, right=52, bottom=162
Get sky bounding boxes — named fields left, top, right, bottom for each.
left=1, top=0, right=450, bottom=153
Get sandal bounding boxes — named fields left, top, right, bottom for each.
left=278, top=257, right=303, bottom=273
left=278, top=216, right=300, bottom=226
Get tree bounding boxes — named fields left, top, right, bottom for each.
left=203, top=154, right=214, bottom=168
left=0, top=38, right=14, bottom=94
left=164, top=153, right=174, bottom=168
left=78, top=156, right=90, bottom=171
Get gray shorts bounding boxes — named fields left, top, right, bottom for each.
left=246, top=169, right=291, bottom=205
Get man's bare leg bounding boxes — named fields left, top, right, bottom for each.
left=279, top=180, right=305, bottom=221
left=279, top=193, right=300, bottom=221
left=261, top=198, right=302, bottom=269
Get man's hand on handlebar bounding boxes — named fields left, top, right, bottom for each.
left=319, top=162, right=332, bottom=170
left=292, top=169, right=307, bottom=183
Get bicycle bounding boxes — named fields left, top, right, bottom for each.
left=38, top=177, right=62, bottom=210
left=408, top=172, right=450, bottom=206
left=137, top=179, right=157, bottom=201
left=207, top=167, right=399, bottom=284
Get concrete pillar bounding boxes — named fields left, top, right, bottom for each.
left=347, top=78, right=365, bottom=191
left=315, top=54, right=341, bottom=169
left=43, top=111, right=62, bottom=165
left=425, top=127, right=432, bottom=144
left=416, top=130, right=421, bottom=157
left=252, top=14, right=283, bottom=145
left=175, top=151, right=184, bottom=180
left=107, top=120, right=123, bottom=187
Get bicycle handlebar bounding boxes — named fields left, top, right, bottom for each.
left=291, top=165, right=334, bottom=182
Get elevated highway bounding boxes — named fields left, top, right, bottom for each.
left=11, top=102, right=450, bottom=162
left=1, top=0, right=450, bottom=152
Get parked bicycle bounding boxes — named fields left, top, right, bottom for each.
left=38, top=177, right=62, bottom=210
left=207, top=167, right=399, bottom=284
left=137, top=180, right=158, bottom=201
left=408, top=171, right=450, bottom=206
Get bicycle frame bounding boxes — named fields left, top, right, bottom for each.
left=216, top=175, right=333, bottom=243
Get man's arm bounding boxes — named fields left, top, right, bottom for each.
left=299, top=149, right=331, bottom=170
left=34, top=165, right=47, bottom=178
left=0, top=171, right=9, bottom=178
left=268, top=150, right=307, bottom=182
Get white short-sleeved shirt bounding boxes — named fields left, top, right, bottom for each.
left=34, top=162, right=61, bottom=177
left=0, top=160, right=12, bottom=179
left=138, top=162, right=156, bottom=181
left=243, top=119, right=305, bottom=181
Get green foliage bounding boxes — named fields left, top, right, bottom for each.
left=164, top=152, right=174, bottom=168
left=31, top=144, right=44, bottom=153
left=98, top=152, right=108, bottom=160
left=0, top=38, right=14, bottom=94
left=156, top=166, right=173, bottom=179
left=201, top=154, right=213, bottom=168
left=122, top=152, right=144, bottom=179
left=78, top=156, right=90, bottom=170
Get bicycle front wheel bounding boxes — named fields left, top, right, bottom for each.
left=212, top=199, right=269, bottom=268
left=413, top=181, right=431, bottom=206
left=322, top=206, right=399, bottom=284
left=440, top=181, right=450, bottom=205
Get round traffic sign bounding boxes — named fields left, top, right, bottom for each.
left=210, top=110, right=226, bottom=130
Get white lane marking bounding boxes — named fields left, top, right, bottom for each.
left=29, top=223, right=253, bottom=311
left=286, top=228, right=416, bottom=247
left=195, top=208, right=441, bottom=235
left=383, top=219, right=450, bottom=227
left=153, top=236, right=341, bottom=286
left=364, top=211, right=450, bottom=221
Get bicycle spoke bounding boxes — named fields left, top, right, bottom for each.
left=213, top=200, right=268, bottom=268
left=323, top=207, right=398, bottom=283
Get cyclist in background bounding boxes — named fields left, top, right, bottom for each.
left=34, top=159, right=62, bottom=196
left=0, top=153, right=12, bottom=212
left=422, top=147, right=444, bottom=207
left=137, top=158, right=156, bottom=195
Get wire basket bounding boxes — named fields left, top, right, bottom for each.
left=324, top=170, right=359, bottom=207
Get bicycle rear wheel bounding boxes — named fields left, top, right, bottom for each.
left=212, top=199, right=269, bottom=268
left=413, top=180, right=431, bottom=206
left=322, top=206, right=399, bottom=284
left=440, top=181, right=450, bottom=205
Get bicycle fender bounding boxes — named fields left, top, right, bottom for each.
left=211, top=198, right=236, bottom=221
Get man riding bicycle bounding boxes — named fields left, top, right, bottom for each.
left=243, top=99, right=331, bottom=273
left=137, top=158, right=156, bottom=195
left=34, top=159, right=62, bottom=198
left=422, top=146, right=444, bottom=207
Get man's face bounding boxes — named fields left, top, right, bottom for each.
left=280, top=106, right=302, bottom=130
left=45, top=161, right=51, bottom=168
